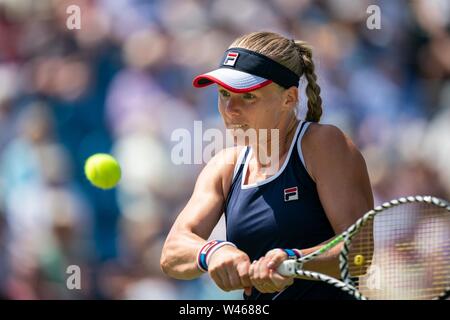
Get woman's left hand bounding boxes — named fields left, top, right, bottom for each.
left=249, top=249, right=294, bottom=293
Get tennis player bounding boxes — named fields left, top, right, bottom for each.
left=160, top=31, right=373, bottom=300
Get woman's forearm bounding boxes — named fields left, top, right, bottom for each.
left=160, top=230, right=207, bottom=280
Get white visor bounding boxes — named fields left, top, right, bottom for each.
left=193, top=68, right=272, bottom=93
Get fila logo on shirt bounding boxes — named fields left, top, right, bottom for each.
left=223, top=52, right=239, bottom=66
left=284, top=187, right=299, bottom=202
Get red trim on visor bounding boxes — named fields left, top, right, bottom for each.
left=193, top=74, right=272, bottom=93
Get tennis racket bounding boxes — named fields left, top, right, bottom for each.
left=277, top=195, right=450, bottom=300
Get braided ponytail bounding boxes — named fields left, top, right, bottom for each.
left=294, top=41, right=323, bottom=123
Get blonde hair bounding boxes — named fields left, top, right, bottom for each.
left=229, top=31, right=323, bottom=122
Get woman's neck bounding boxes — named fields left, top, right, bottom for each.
left=250, top=116, right=300, bottom=174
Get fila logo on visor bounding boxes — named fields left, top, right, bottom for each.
left=223, top=52, right=239, bottom=66
left=284, top=187, right=299, bottom=202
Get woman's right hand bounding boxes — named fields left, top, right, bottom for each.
left=207, top=245, right=253, bottom=295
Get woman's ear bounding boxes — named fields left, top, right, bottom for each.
left=282, top=86, right=299, bottom=110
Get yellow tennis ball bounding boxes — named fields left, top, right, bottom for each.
left=354, top=255, right=365, bottom=266
left=84, top=153, right=121, bottom=190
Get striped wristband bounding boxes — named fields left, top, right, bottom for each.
left=197, top=240, right=237, bottom=272
left=282, top=248, right=303, bottom=260
left=206, top=241, right=237, bottom=266
left=282, top=248, right=303, bottom=271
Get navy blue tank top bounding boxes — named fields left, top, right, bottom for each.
left=224, top=121, right=355, bottom=300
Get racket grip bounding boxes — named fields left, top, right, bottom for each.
left=277, top=259, right=300, bottom=277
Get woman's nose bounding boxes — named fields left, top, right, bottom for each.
left=224, top=97, right=241, bottom=116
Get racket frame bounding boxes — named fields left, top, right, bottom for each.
left=277, top=195, right=450, bottom=300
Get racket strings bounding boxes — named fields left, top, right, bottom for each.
left=345, top=202, right=450, bottom=300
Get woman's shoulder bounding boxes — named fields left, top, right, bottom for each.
left=204, top=146, right=246, bottom=198
left=204, top=146, right=246, bottom=178
left=302, top=123, right=361, bottom=180
left=207, top=146, right=246, bottom=168
left=303, top=123, right=354, bottom=150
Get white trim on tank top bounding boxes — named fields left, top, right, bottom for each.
left=233, top=146, right=249, bottom=181
left=241, top=120, right=304, bottom=189
left=296, top=121, right=311, bottom=171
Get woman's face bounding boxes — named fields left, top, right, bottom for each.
left=217, top=83, right=294, bottom=136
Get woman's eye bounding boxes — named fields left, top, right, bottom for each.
left=220, top=90, right=230, bottom=98
left=243, top=93, right=256, bottom=100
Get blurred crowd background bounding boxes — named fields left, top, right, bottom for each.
left=0, top=0, right=449, bottom=299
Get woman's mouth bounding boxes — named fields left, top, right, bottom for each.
left=229, top=124, right=247, bottom=129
